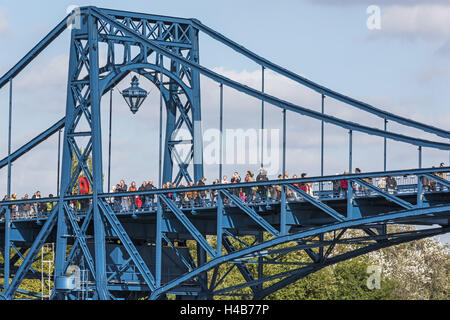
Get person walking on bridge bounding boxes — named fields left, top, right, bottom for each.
left=244, top=170, right=255, bottom=202
left=230, top=172, right=241, bottom=197
left=435, top=162, right=447, bottom=191
left=146, top=180, right=156, bottom=209
left=138, top=181, right=147, bottom=210
left=386, top=176, right=398, bottom=194
left=118, top=180, right=128, bottom=212
left=340, top=170, right=349, bottom=198
left=128, top=181, right=138, bottom=211
left=210, top=179, right=219, bottom=205
left=32, top=191, right=45, bottom=218
left=256, top=168, right=268, bottom=202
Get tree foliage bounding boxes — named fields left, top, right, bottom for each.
left=205, top=227, right=449, bottom=300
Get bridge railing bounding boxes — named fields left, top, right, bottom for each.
left=0, top=167, right=448, bottom=221
left=311, top=173, right=448, bottom=198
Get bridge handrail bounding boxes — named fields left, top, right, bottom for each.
left=0, top=167, right=448, bottom=208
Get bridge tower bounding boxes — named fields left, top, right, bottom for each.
left=55, top=7, right=206, bottom=299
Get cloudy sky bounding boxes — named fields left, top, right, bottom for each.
left=0, top=0, right=449, bottom=241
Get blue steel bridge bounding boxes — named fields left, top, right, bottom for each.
left=0, top=7, right=449, bottom=300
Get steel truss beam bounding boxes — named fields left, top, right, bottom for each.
left=221, top=236, right=258, bottom=296
left=287, top=184, right=346, bottom=222
left=99, top=200, right=157, bottom=292
left=159, top=195, right=216, bottom=258
left=354, top=178, right=414, bottom=210
left=63, top=203, right=96, bottom=279
left=221, top=190, right=280, bottom=237
left=423, top=173, right=450, bottom=189
left=64, top=204, right=94, bottom=271
left=148, top=204, right=450, bottom=299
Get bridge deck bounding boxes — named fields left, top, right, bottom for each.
left=2, top=188, right=449, bottom=244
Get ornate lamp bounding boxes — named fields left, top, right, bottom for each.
left=121, top=76, right=148, bottom=114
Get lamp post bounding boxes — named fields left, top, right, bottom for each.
left=121, top=76, right=148, bottom=114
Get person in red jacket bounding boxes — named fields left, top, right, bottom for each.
left=299, top=173, right=311, bottom=195
left=340, top=170, right=349, bottom=197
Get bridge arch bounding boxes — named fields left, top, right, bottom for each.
left=101, top=62, right=197, bottom=184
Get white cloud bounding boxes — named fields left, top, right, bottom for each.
left=417, top=64, right=450, bottom=84
left=379, top=5, right=450, bottom=40
left=16, top=54, right=69, bottom=90
left=0, top=8, right=9, bottom=34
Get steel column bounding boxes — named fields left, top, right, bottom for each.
left=280, top=185, right=287, bottom=235
left=349, top=129, right=353, bottom=172
left=162, top=60, right=179, bottom=184
left=159, top=54, right=164, bottom=187
left=281, top=108, right=287, bottom=235
left=189, top=25, right=204, bottom=183
left=156, top=199, right=163, bottom=287
left=418, top=146, right=422, bottom=169
left=107, top=88, right=113, bottom=192
left=282, top=109, right=286, bottom=176
left=4, top=78, right=13, bottom=291
left=54, top=27, right=78, bottom=294
left=57, top=129, right=62, bottom=196
left=88, top=11, right=108, bottom=300
left=384, top=119, right=387, bottom=171
left=7, top=79, right=12, bottom=197
left=261, top=65, right=265, bottom=169
left=320, top=94, right=325, bottom=192
left=257, top=232, right=264, bottom=293
left=216, top=191, right=224, bottom=257
left=219, top=83, right=223, bottom=181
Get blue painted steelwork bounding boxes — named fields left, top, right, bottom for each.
left=219, top=83, right=224, bottom=181
left=288, top=184, right=346, bottom=222
left=355, top=179, right=414, bottom=210
left=384, top=119, right=388, bottom=171
left=107, top=89, right=113, bottom=193
left=4, top=79, right=13, bottom=291
left=261, top=66, right=265, bottom=169
left=0, top=7, right=449, bottom=300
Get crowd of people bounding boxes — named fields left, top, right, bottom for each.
left=0, top=191, right=55, bottom=219
left=105, top=168, right=320, bottom=212
left=1, top=162, right=447, bottom=218
left=106, top=162, right=448, bottom=212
